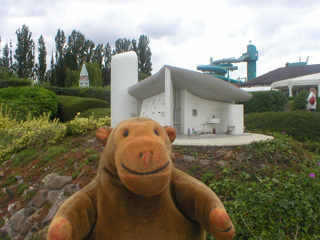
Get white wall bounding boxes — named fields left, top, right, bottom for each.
left=140, top=92, right=166, bottom=126
left=111, top=51, right=138, bottom=127
left=227, top=105, right=244, bottom=134
left=180, top=89, right=230, bottom=135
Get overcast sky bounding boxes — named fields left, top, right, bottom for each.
left=1, top=0, right=320, bottom=80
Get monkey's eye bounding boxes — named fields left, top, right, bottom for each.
left=154, top=130, right=159, bottom=136
left=123, top=130, right=129, bottom=137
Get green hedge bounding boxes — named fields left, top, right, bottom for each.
left=242, top=91, right=287, bottom=114
left=0, top=86, right=58, bottom=121
left=57, top=95, right=110, bottom=122
left=78, top=108, right=110, bottom=119
left=245, top=111, right=320, bottom=142
left=44, top=86, right=110, bottom=102
left=0, top=79, right=32, bottom=88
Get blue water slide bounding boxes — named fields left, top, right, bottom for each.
left=196, top=65, right=227, bottom=74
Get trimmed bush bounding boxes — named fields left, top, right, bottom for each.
left=0, top=86, right=58, bottom=121
left=0, top=78, right=31, bottom=88
left=245, top=111, right=320, bottom=142
left=78, top=108, right=110, bottom=119
left=57, top=95, right=109, bottom=122
left=44, top=86, right=110, bottom=102
left=242, top=91, right=287, bottom=114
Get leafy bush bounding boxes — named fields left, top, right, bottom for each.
left=57, top=95, right=109, bottom=122
left=245, top=111, right=320, bottom=142
left=292, top=89, right=309, bottom=111
left=65, top=113, right=111, bottom=135
left=210, top=170, right=320, bottom=239
left=242, top=91, right=287, bottom=114
left=0, top=78, right=31, bottom=88
left=44, top=86, right=110, bottom=102
left=0, top=111, right=67, bottom=161
left=0, top=86, right=58, bottom=121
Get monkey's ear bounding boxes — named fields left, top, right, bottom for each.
left=96, top=126, right=113, bottom=145
left=163, top=126, right=176, bottom=143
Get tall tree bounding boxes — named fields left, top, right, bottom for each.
left=86, top=62, right=102, bottom=87
left=113, top=38, right=132, bottom=55
left=14, top=24, right=35, bottom=78
left=137, top=35, right=152, bottom=75
left=67, top=30, right=86, bottom=68
left=104, top=43, right=112, bottom=68
left=1, top=43, right=10, bottom=67
left=37, top=35, right=47, bottom=84
left=55, top=29, right=66, bottom=62
left=93, top=44, right=104, bottom=68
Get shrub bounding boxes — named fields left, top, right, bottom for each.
left=57, top=95, right=109, bottom=122
left=210, top=170, right=320, bottom=239
left=0, top=78, right=31, bottom=88
left=242, top=91, right=287, bottom=114
left=245, top=111, right=320, bottom=142
left=292, top=89, right=309, bottom=111
left=78, top=108, right=110, bottom=119
left=0, top=111, right=67, bottom=161
left=0, top=86, right=58, bottom=121
left=44, top=86, right=110, bottom=102
left=65, top=113, right=111, bottom=135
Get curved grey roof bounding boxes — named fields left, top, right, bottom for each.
left=128, top=65, right=252, bottom=102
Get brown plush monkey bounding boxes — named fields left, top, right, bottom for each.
left=47, top=117, right=234, bottom=240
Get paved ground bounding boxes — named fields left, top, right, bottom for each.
left=173, top=133, right=274, bottom=147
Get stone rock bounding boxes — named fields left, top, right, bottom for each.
left=3, top=187, right=15, bottom=199
left=200, top=160, right=210, bottom=166
left=0, top=226, right=14, bottom=238
left=7, top=208, right=27, bottom=232
left=182, top=155, right=196, bottom=163
left=12, top=233, right=23, bottom=240
left=44, top=166, right=51, bottom=172
left=31, top=190, right=48, bottom=208
left=74, top=162, right=79, bottom=171
left=26, top=207, right=37, bottom=217
left=47, top=190, right=62, bottom=205
left=22, top=209, right=43, bottom=236
left=41, top=196, right=67, bottom=228
left=8, top=201, right=21, bottom=212
left=15, top=175, right=22, bottom=180
left=11, top=154, right=16, bottom=160
left=2, top=160, right=11, bottom=167
left=63, top=184, right=79, bottom=197
left=43, top=173, right=73, bottom=190
left=216, top=160, right=230, bottom=168
left=0, top=229, right=9, bottom=239
left=0, top=171, right=4, bottom=178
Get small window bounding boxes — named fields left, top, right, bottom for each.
left=192, top=109, right=197, bottom=116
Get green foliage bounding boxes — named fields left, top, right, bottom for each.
left=0, top=78, right=31, bottom=88
left=0, top=66, right=15, bottom=80
left=78, top=108, right=110, bottom=119
left=245, top=111, right=320, bottom=142
left=86, top=62, right=103, bottom=87
left=292, top=89, right=309, bottom=111
left=210, top=170, right=320, bottom=239
left=242, top=91, right=287, bottom=114
left=14, top=24, right=35, bottom=78
left=65, top=68, right=80, bottom=87
left=0, top=86, right=58, bottom=120
left=65, top=113, right=111, bottom=135
left=0, top=109, right=67, bottom=161
left=57, top=95, right=109, bottom=122
left=43, top=86, right=110, bottom=102
left=12, top=149, right=38, bottom=166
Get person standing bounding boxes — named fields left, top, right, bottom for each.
left=307, top=87, right=317, bottom=112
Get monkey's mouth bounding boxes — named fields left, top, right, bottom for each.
left=121, top=161, right=170, bottom=176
